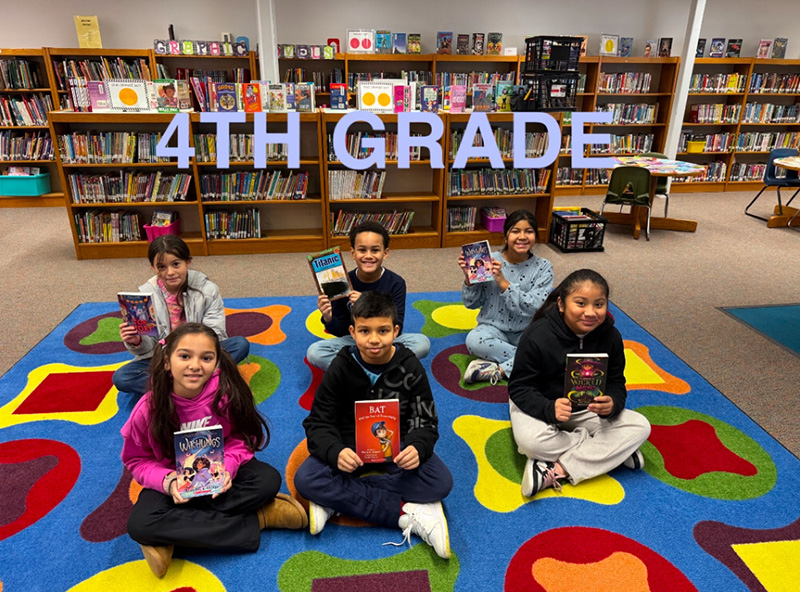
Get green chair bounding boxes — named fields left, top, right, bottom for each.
left=641, top=151, right=669, bottom=216
left=601, top=166, right=653, bottom=240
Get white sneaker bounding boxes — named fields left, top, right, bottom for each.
left=464, top=359, right=502, bottom=385
left=522, top=460, right=564, bottom=497
left=521, top=458, right=536, bottom=497
left=623, top=449, right=645, bottom=470
left=309, top=501, right=335, bottom=535
left=386, top=501, right=450, bottom=559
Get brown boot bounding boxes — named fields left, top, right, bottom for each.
left=140, top=544, right=174, bottom=577
left=257, top=493, right=308, bottom=530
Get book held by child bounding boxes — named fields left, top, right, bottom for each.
left=117, top=292, right=158, bottom=337
left=461, top=240, right=493, bottom=284
left=563, top=353, right=608, bottom=407
left=354, top=399, right=400, bottom=463
left=308, top=247, right=352, bottom=300
left=174, top=425, right=225, bottom=499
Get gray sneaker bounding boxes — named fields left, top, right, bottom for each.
left=464, top=359, right=502, bottom=385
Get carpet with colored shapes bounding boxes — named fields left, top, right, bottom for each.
left=1, top=292, right=799, bottom=592
left=720, top=303, right=800, bottom=357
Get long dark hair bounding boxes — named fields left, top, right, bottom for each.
left=531, top=269, right=610, bottom=324
left=502, top=209, right=538, bottom=252
left=148, top=235, right=194, bottom=301
left=148, top=323, right=269, bottom=460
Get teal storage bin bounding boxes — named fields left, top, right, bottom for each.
left=0, top=173, right=51, bottom=196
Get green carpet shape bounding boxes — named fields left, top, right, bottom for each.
left=449, top=353, right=508, bottom=390
left=486, top=427, right=526, bottom=484
left=243, top=355, right=280, bottom=404
left=277, top=545, right=460, bottom=591
left=79, top=317, right=122, bottom=346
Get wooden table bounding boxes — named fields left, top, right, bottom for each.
left=605, top=156, right=706, bottom=239
left=768, top=156, right=800, bottom=228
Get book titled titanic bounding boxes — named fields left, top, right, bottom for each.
left=461, top=240, right=494, bottom=284
left=308, top=247, right=352, bottom=301
left=354, top=399, right=400, bottom=463
left=564, top=353, right=608, bottom=407
left=117, top=292, right=158, bottom=337
left=174, top=425, right=225, bottom=499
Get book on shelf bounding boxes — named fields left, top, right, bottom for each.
left=354, top=399, right=400, bottom=463
left=268, top=83, right=287, bottom=112
left=658, top=37, right=673, bottom=57
left=107, top=79, right=151, bottom=112
left=214, top=82, right=238, bottom=112
left=154, top=79, right=179, bottom=113
left=772, top=38, right=788, bottom=59
left=495, top=81, right=513, bottom=112
left=330, top=83, right=348, bottom=109
left=308, top=247, right=352, bottom=300
left=757, top=39, right=773, bottom=60
left=461, top=240, right=493, bottom=284
left=456, top=34, right=470, bottom=55
left=407, top=33, right=421, bottom=54
left=420, top=85, right=439, bottom=113
left=437, top=31, right=453, bottom=55
left=175, top=80, right=192, bottom=111
left=449, top=84, right=467, bottom=113
left=696, top=38, right=707, bottom=58
left=724, top=39, right=742, bottom=58
left=150, top=210, right=176, bottom=226
left=486, top=32, right=503, bottom=55
left=295, top=82, right=315, bottom=112
left=643, top=38, right=657, bottom=57
left=564, top=353, right=608, bottom=407
left=600, top=34, right=619, bottom=56
left=174, top=425, right=225, bottom=499
left=709, top=38, right=725, bottom=58
left=441, top=85, right=451, bottom=111
left=376, top=30, right=392, bottom=54
left=347, top=29, right=376, bottom=54
left=242, top=82, right=261, bottom=112
left=392, top=33, right=407, bottom=54
left=358, top=80, right=396, bottom=113
left=393, top=84, right=410, bottom=113
left=472, top=33, right=485, bottom=55
left=285, top=83, right=296, bottom=110
left=618, top=37, right=634, bottom=58
left=117, top=292, right=158, bottom=337
left=87, top=80, right=110, bottom=112
left=471, top=83, right=493, bottom=112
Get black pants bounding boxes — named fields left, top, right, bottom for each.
left=127, top=458, right=281, bottom=552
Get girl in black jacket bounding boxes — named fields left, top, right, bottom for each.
left=507, top=269, right=651, bottom=497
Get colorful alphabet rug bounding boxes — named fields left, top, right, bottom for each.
left=1, top=292, right=799, bottom=591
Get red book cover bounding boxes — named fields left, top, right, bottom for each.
left=354, top=399, right=400, bottom=463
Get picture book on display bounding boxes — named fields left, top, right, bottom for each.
left=437, top=31, right=453, bottom=55
left=392, top=33, right=407, bottom=54
left=772, top=38, right=788, bottom=59
left=107, top=80, right=150, bottom=112
left=456, top=34, right=470, bottom=55
left=563, top=353, right=608, bottom=407
left=449, top=84, right=467, bottom=113
left=308, top=247, right=352, bottom=300
left=268, top=83, right=287, bottom=112
left=658, top=37, right=673, bottom=57
left=618, top=37, right=633, bottom=58
left=709, top=38, right=726, bottom=58
left=420, top=85, right=439, bottom=113
left=725, top=39, right=742, bottom=58
left=757, top=39, right=773, bottom=59
left=495, top=81, right=513, bottom=112
left=376, top=30, right=392, bottom=54
left=174, top=425, right=225, bottom=499
left=242, top=82, right=261, bottom=112
left=394, top=84, right=410, bottom=113
left=461, top=240, right=493, bottom=284
left=117, top=292, right=158, bottom=337
left=330, top=83, right=348, bottom=109
left=696, top=38, right=707, bottom=58
left=407, top=33, right=421, bottom=54
left=471, top=83, right=494, bottom=112
left=643, top=38, right=658, bottom=57
left=600, top=34, right=619, bottom=56
left=354, top=399, right=400, bottom=463
left=472, top=33, right=485, bottom=55
left=87, top=80, right=110, bottom=111
left=176, top=80, right=192, bottom=111
left=347, top=29, right=375, bottom=54
left=486, top=32, right=503, bottom=55
left=215, top=82, right=238, bottom=112
left=295, top=82, right=315, bottom=112
left=155, top=79, right=179, bottom=113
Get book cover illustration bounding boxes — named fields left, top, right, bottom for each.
left=456, top=34, right=470, bottom=55
left=308, top=247, right=352, bottom=300
left=407, top=33, right=422, bottom=54
left=354, top=399, right=400, bottom=463
left=486, top=32, right=503, bottom=55
left=376, top=30, right=392, bottom=54
left=394, top=84, right=410, bottom=113
left=175, top=80, right=193, bottom=111
left=268, top=83, right=287, bottom=112
left=242, top=83, right=261, bottom=112
left=449, top=84, right=467, bottom=113
left=696, top=38, right=707, bottom=58
left=295, top=82, right=315, bottom=112
left=285, top=83, right=296, bottom=110
left=359, top=81, right=395, bottom=113
left=658, top=37, right=673, bottom=57
left=725, top=39, right=742, bottom=58
left=471, top=83, right=493, bottom=112
left=709, top=38, right=726, bottom=58
left=600, top=34, right=619, bottom=57
left=330, top=83, right=348, bottom=109
left=619, top=37, right=634, bottom=58
left=420, top=85, right=439, bottom=113
left=215, top=82, right=238, bottom=112
left=564, top=353, right=608, bottom=407
left=117, top=292, right=158, bottom=337
left=174, top=425, right=225, bottom=499
left=155, top=79, right=179, bottom=113
left=107, top=80, right=151, bottom=112
left=472, top=33, right=485, bottom=55
left=643, top=38, right=658, bottom=57
left=495, top=81, right=513, bottom=112
left=87, top=80, right=110, bottom=111
left=772, top=37, right=788, bottom=59
left=437, top=31, right=453, bottom=55
left=461, top=240, right=493, bottom=283
left=347, top=29, right=375, bottom=54
left=441, top=86, right=451, bottom=111
left=392, top=33, right=407, bottom=54
left=757, top=39, right=773, bottom=59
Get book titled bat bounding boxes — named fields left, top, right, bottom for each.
left=117, top=292, right=158, bottom=336
left=354, top=399, right=400, bottom=463
left=308, top=247, right=352, bottom=300
left=174, top=425, right=225, bottom=499
left=564, top=353, right=608, bottom=407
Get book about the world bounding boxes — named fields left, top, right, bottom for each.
left=174, top=425, right=225, bottom=499
left=354, top=399, right=400, bottom=463
left=461, top=239, right=494, bottom=283
left=117, top=292, right=158, bottom=337
left=563, top=353, right=609, bottom=407
left=308, top=247, right=352, bottom=300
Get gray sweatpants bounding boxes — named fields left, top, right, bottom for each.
left=509, top=399, right=651, bottom=484
left=465, top=324, right=524, bottom=377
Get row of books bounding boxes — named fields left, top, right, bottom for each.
left=204, top=207, right=262, bottom=239
left=687, top=103, right=741, bottom=124
left=330, top=209, right=415, bottom=236
left=168, top=68, right=250, bottom=84
left=67, top=172, right=192, bottom=204
left=65, top=78, right=192, bottom=113
left=596, top=103, right=658, bottom=124
left=678, top=132, right=735, bottom=153
left=74, top=210, right=143, bottom=243
left=556, top=167, right=585, bottom=185
left=433, top=71, right=516, bottom=89
left=747, top=73, right=800, bottom=94
left=689, top=73, right=746, bottom=94
left=0, top=59, right=44, bottom=90
left=729, top=162, right=768, bottom=182
left=447, top=168, right=550, bottom=196
left=192, top=134, right=292, bottom=163
left=198, top=170, right=309, bottom=201
left=0, top=93, right=53, bottom=127
left=327, top=132, right=428, bottom=161
left=732, top=131, right=800, bottom=152
left=283, top=67, right=345, bottom=92
left=585, top=169, right=610, bottom=185
left=348, top=71, right=433, bottom=92
left=356, top=81, right=501, bottom=114
left=328, top=169, right=386, bottom=200
left=598, top=72, right=652, bottom=94
left=741, top=102, right=800, bottom=124
left=683, top=161, right=727, bottom=182
left=446, top=206, right=478, bottom=231
left=190, top=80, right=316, bottom=113
left=449, top=130, right=551, bottom=159
left=587, top=133, right=655, bottom=154
left=52, top=58, right=152, bottom=90
left=0, top=131, right=54, bottom=161
left=56, top=132, right=169, bottom=164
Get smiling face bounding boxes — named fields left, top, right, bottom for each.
left=504, top=218, right=537, bottom=260
left=349, top=315, right=399, bottom=365
left=351, top=231, right=388, bottom=281
left=152, top=252, right=191, bottom=294
left=164, top=332, right=218, bottom=399
left=375, top=426, right=388, bottom=439
left=558, top=281, right=608, bottom=336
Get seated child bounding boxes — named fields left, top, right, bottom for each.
left=295, top=291, right=453, bottom=559
left=306, top=221, right=430, bottom=370
left=113, top=235, right=249, bottom=396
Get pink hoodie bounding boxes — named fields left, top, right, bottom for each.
left=121, top=370, right=255, bottom=492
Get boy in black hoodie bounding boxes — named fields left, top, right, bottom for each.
left=295, top=291, right=453, bottom=559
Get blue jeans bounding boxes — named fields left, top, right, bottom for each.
left=112, top=336, right=250, bottom=396
left=294, top=452, right=452, bottom=528
left=306, top=333, right=431, bottom=371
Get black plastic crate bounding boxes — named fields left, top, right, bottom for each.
left=519, top=72, right=579, bottom=112
left=550, top=208, right=607, bottom=252
left=524, top=36, right=582, bottom=73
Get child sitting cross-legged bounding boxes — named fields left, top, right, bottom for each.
left=295, top=291, right=453, bottom=559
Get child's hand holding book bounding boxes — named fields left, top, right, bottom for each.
left=338, top=448, right=364, bottom=473
left=394, top=445, right=419, bottom=470
left=119, top=322, right=143, bottom=346
left=587, top=396, right=614, bottom=417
